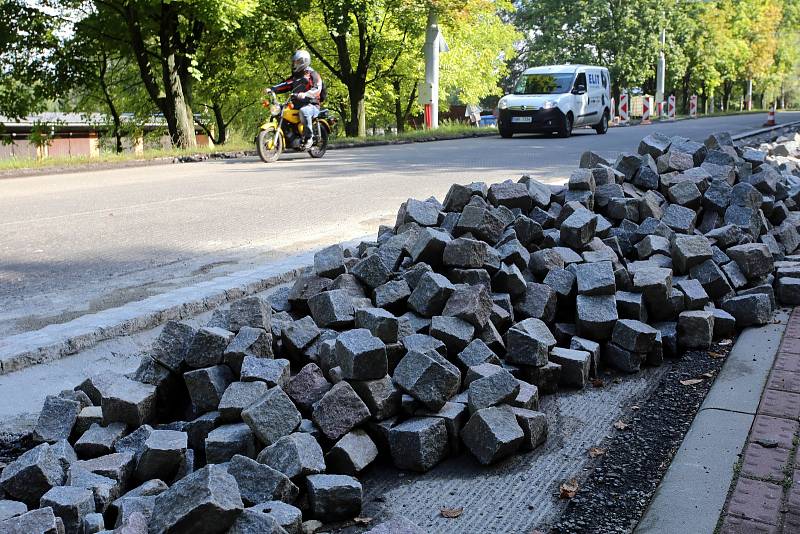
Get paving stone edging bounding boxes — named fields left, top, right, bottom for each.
left=0, top=252, right=314, bottom=375
left=717, top=307, right=800, bottom=533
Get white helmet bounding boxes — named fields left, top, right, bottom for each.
left=292, top=50, right=311, bottom=74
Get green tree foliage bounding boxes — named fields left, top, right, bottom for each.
left=514, top=0, right=799, bottom=111
left=0, top=0, right=60, bottom=128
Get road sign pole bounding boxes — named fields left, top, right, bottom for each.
left=424, top=10, right=440, bottom=129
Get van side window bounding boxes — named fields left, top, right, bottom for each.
left=601, top=71, right=608, bottom=88
left=574, top=73, right=587, bottom=91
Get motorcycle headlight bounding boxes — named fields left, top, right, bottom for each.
left=498, top=98, right=508, bottom=110
left=270, top=104, right=281, bottom=116
left=542, top=100, right=557, bottom=109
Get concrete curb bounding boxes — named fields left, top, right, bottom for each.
left=0, top=251, right=315, bottom=375
left=634, top=310, right=790, bottom=534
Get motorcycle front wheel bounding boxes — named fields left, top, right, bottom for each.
left=308, top=124, right=329, bottom=159
left=257, top=128, right=283, bottom=163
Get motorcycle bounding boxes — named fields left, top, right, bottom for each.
left=256, top=89, right=336, bottom=163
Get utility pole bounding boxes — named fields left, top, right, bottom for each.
left=423, top=9, right=447, bottom=129
left=655, top=26, right=666, bottom=109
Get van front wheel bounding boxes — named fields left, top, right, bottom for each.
left=594, top=111, right=609, bottom=134
left=499, top=124, right=513, bottom=138
left=557, top=113, right=573, bottom=138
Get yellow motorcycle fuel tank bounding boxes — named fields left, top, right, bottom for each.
left=282, top=108, right=301, bottom=124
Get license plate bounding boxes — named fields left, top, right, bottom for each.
left=511, top=116, right=532, bottom=123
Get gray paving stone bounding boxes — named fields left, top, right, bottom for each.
left=184, top=365, right=234, bottom=413
left=678, top=310, right=715, bottom=349
left=218, top=381, right=270, bottom=422
left=672, top=235, right=713, bottom=274
left=612, top=319, right=658, bottom=353
left=510, top=407, right=548, bottom=451
left=311, top=382, right=371, bottom=441
left=306, top=474, right=362, bottom=521
left=74, top=423, right=127, bottom=459
left=576, top=294, right=618, bottom=340
left=560, top=208, right=597, bottom=249
left=149, top=465, right=243, bottom=534
left=314, top=244, right=346, bottom=279
left=308, top=289, right=355, bottom=329
left=257, top=432, right=326, bottom=478
left=326, top=429, right=378, bottom=475
left=33, top=395, right=81, bottom=444
left=407, top=271, right=456, bottom=317
left=461, top=407, right=524, bottom=465
left=505, top=318, right=556, bottom=366
left=283, top=364, right=331, bottom=412
left=205, top=423, right=257, bottom=464
left=728, top=243, right=775, bottom=280
left=0, top=443, right=66, bottom=506
left=429, top=315, right=475, bottom=354
left=388, top=417, right=449, bottom=472
left=40, top=485, right=94, bottom=534
left=721, top=293, right=773, bottom=327
left=467, top=367, right=519, bottom=413
left=240, top=357, right=290, bottom=387
left=393, top=349, right=461, bottom=411
left=227, top=454, right=298, bottom=506
left=229, top=296, right=272, bottom=333
left=241, top=387, right=301, bottom=446
left=603, top=342, right=644, bottom=373
left=349, top=375, right=401, bottom=421
left=549, top=347, right=591, bottom=388
left=185, top=327, right=235, bottom=369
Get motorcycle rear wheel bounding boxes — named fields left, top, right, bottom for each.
left=257, top=128, right=283, bottom=163
left=309, top=124, right=329, bottom=159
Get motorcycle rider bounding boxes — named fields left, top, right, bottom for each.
left=270, top=50, right=323, bottom=150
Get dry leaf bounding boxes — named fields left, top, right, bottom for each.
left=353, top=517, right=372, bottom=525
left=708, top=351, right=726, bottom=359
left=613, top=378, right=622, bottom=384
left=718, top=339, right=732, bottom=346
left=631, top=405, right=640, bottom=410
left=440, top=507, right=463, bottom=519
left=680, top=378, right=703, bottom=386
left=701, top=372, right=714, bottom=379
left=588, top=447, right=607, bottom=458
left=592, top=378, right=605, bottom=388
left=559, top=479, right=579, bottom=499
left=613, top=420, right=628, bottom=430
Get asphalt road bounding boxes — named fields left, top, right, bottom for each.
left=1, top=112, right=798, bottom=336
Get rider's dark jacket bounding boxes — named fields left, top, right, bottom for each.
left=271, top=68, right=322, bottom=106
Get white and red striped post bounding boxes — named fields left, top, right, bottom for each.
left=689, top=95, right=698, bottom=118
left=763, top=104, right=776, bottom=127
left=668, top=95, right=676, bottom=120
left=641, top=96, right=652, bottom=125
left=618, top=93, right=629, bottom=123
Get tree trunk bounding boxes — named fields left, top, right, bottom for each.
left=346, top=84, right=367, bottom=137
left=393, top=80, right=404, bottom=133
left=97, top=54, right=123, bottom=153
left=212, top=102, right=227, bottom=145
left=159, top=2, right=196, bottom=149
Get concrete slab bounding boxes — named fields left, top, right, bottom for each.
left=636, top=408, right=754, bottom=534
left=702, top=310, right=789, bottom=415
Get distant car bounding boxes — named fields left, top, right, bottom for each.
left=497, top=64, right=611, bottom=138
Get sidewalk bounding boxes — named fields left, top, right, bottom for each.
left=636, top=309, right=791, bottom=534
left=718, top=307, right=800, bottom=533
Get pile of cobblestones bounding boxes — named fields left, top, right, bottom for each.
left=2, top=130, right=800, bottom=534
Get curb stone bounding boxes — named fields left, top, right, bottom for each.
left=0, top=252, right=314, bottom=375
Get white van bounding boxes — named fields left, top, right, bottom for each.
left=497, top=64, right=611, bottom=138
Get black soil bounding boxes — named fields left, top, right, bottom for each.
left=549, top=343, right=731, bottom=534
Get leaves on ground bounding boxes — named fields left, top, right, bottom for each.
left=613, top=420, right=628, bottom=430
left=588, top=447, right=607, bottom=458
left=353, top=517, right=372, bottom=525
left=440, top=507, right=463, bottom=518
left=631, top=405, right=640, bottom=411
left=708, top=351, right=726, bottom=359
left=680, top=378, right=704, bottom=386
left=559, top=479, right=579, bottom=499
left=701, top=371, right=714, bottom=379
left=718, top=339, right=732, bottom=346
left=591, top=378, right=604, bottom=388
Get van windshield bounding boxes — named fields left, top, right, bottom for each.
left=514, top=73, right=573, bottom=95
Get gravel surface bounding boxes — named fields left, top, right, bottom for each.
left=549, top=343, right=732, bottom=534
